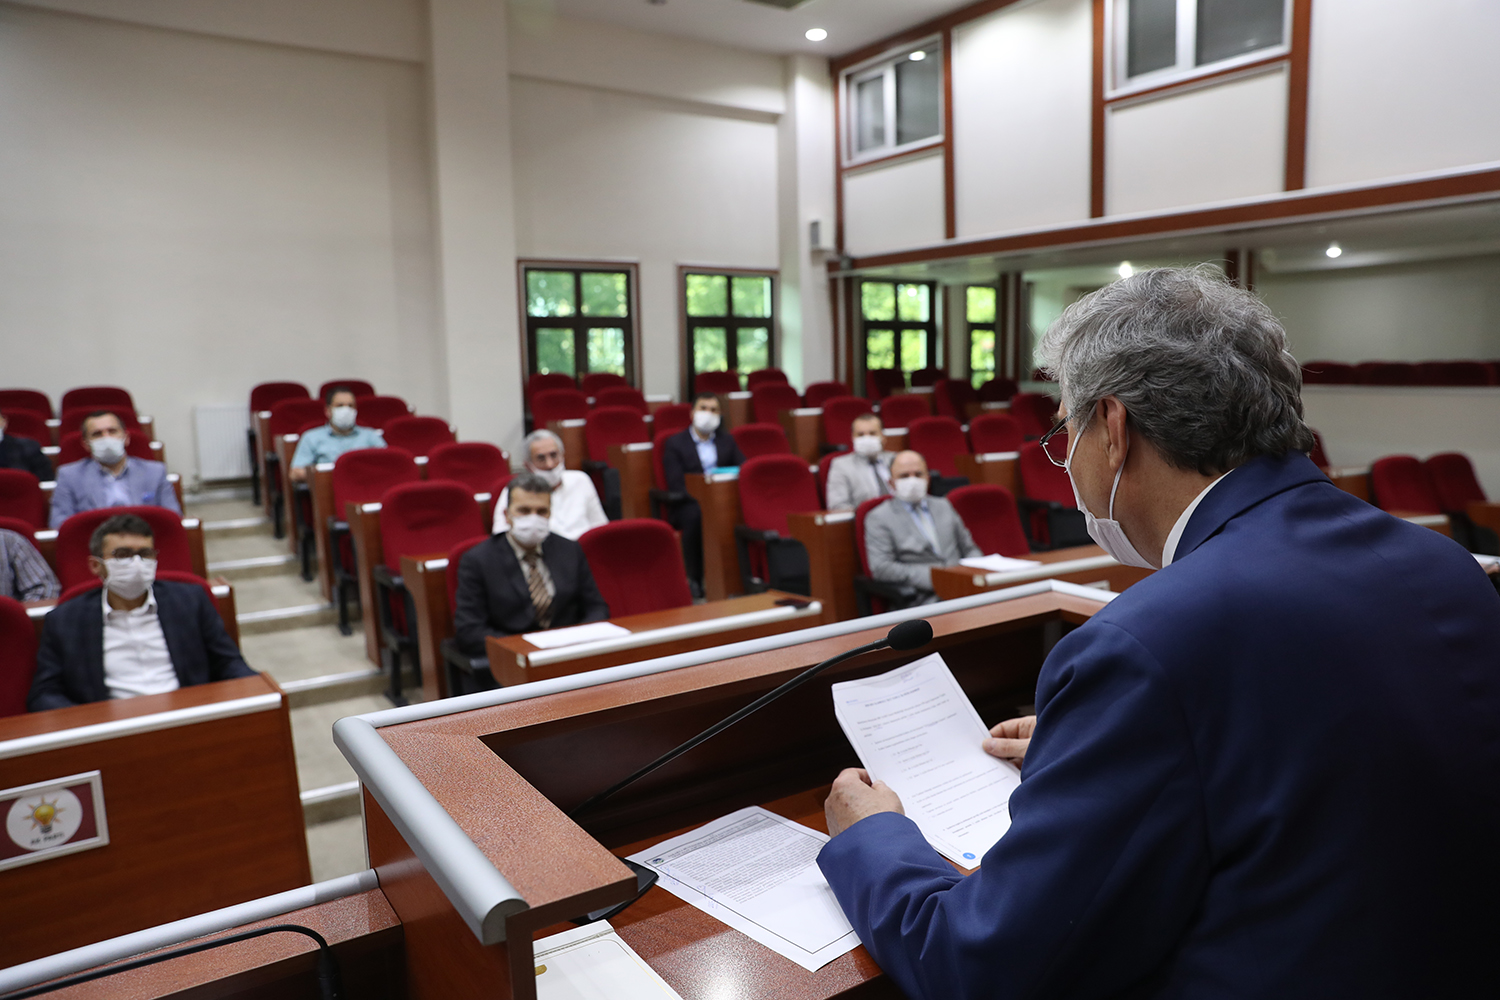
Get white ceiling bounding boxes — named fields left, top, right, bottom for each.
left=529, top=0, right=978, bottom=57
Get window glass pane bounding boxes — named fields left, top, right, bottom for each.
left=580, top=272, right=628, bottom=317
left=686, top=274, right=728, bottom=317
left=535, top=327, right=575, bottom=375
left=866, top=329, right=895, bottom=370
left=693, top=327, right=728, bottom=374
left=900, top=330, right=928, bottom=373
left=896, top=283, right=930, bottom=322
left=731, top=275, right=772, bottom=318
left=861, top=282, right=896, bottom=321
left=895, top=49, right=941, bottom=146
left=1197, top=0, right=1284, bottom=65
left=1127, top=0, right=1178, bottom=78
left=966, top=286, right=996, bottom=324
left=737, top=327, right=770, bottom=373
left=970, top=328, right=996, bottom=388
left=586, top=327, right=626, bottom=375
left=855, top=75, right=886, bottom=152
left=526, top=271, right=575, bottom=318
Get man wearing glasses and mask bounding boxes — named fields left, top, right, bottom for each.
left=28, top=514, right=254, bottom=710
left=817, top=267, right=1500, bottom=999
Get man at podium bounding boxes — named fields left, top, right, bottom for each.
left=817, top=267, right=1500, bottom=998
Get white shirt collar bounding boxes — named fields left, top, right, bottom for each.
left=101, top=585, right=157, bottom=616
left=1161, top=470, right=1235, bottom=567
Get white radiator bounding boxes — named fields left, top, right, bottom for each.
left=194, top=404, right=252, bottom=481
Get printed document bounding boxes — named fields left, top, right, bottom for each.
left=832, top=652, right=1021, bottom=867
left=532, top=921, right=683, bottom=1000
left=959, top=554, right=1042, bottom=573
left=627, top=806, right=860, bottom=972
left=524, top=621, right=632, bottom=648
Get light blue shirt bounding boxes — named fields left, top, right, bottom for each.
left=290, top=424, right=386, bottom=470
left=691, top=428, right=718, bottom=475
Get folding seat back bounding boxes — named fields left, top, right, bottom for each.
left=58, top=432, right=157, bottom=466
left=426, top=442, right=511, bottom=494
left=445, top=535, right=489, bottom=613
left=319, top=379, right=376, bottom=400
left=1, top=410, right=51, bottom=444
left=1010, top=392, right=1058, bottom=438
left=1369, top=455, right=1441, bottom=514
left=0, top=595, right=39, bottom=718
left=731, top=423, right=792, bottom=460
left=584, top=406, right=648, bottom=463
left=595, top=387, right=649, bottom=414
left=1356, top=362, right=1418, bottom=386
left=908, top=368, right=945, bottom=388
left=250, top=382, right=310, bottom=413
left=61, top=386, right=134, bottom=412
left=0, top=471, right=47, bottom=528
left=932, top=379, right=977, bottom=420
left=751, top=383, right=802, bottom=424
left=60, top=407, right=140, bottom=435
left=580, top=372, right=629, bottom=395
left=1018, top=441, right=1075, bottom=506
left=947, top=484, right=1030, bottom=558
left=332, top=448, right=421, bottom=519
left=379, top=482, right=485, bottom=574
left=1307, top=430, right=1330, bottom=470
left=1424, top=453, right=1487, bottom=510
left=382, top=416, right=456, bottom=457
left=54, top=506, right=194, bottom=590
left=694, top=370, right=741, bottom=396
left=853, top=496, right=896, bottom=614
left=907, top=416, right=969, bottom=478
left=354, top=396, right=410, bottom=430
left=865, top=369, right=904, bottom=399
left=530, top=389, right=589, bottom=427
left=803, top=381, right=848, bottom=409
left=652, top=403, right=692, bottom=437
left=579, top=520, right=693, bottom=617
left=0, top=390, right=53, bottom=419
left=977, top=377, right=1019, bottom=403
left=822, top=396, right=875, bottom=451
left=1301, top=361, right=1357, bottom=384
left=738, top=454, right=819, bottom=534
left=877, top=393, right=930, bottom=430
left=969, top=413, right=1023, bottom=454
left=526, top=372, right=576, bottom=399
left=269, top=398, right=329, bottom=438
left=0, top=515, right=38, bottom=540
left=745, top=368, right=789, bottom=390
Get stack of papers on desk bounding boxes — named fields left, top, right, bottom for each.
left=524, top=621, right=632, bottom=648
left=959, top=554, right=1043, bottom=573
left=532, top=921, right=683, bottom=1000
left=832, top=653, right=1021, bottom=867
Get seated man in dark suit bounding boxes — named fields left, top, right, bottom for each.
left=452, top=473, right=610, bottom=688
left=28, top=514, right=255, bottom=711
left=0, top=412, right=55, bottom=481
left=660, top=393, right=747, bottom=595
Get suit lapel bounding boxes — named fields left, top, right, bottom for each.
left=1174, top=452, right=1330, bottom=561
left=497, top=536, right=533, bottom=612
left=153, top=584, right=194, bottom=686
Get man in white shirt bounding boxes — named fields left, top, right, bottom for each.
left=492, top=429, right=608, bottom=541
left=826, top=413, right=894, bottom=511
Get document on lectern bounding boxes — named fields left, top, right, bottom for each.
left=532, top=921, right=683, bottom=1000
left=832, top=652, right=1021, bottom=868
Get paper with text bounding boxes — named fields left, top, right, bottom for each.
left=627, top=806, right=860, bottom=972
left=959, top=554, right=1043, bottom=573
left=832, top=652, right=1021, bottom=867
left=524, top=621, right=632, bottom=648
left=532, top=921, right=683, bottom=1000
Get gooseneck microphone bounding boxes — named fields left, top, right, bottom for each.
left=569, top=618, right=933, bottom=821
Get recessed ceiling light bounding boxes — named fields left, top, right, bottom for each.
left=1118, top=261, right=1134, bottom=278
left=909, top=50, right=927, bottom=61
left=805, top=27, right=827, bottom=41
left=1325, top=242, right=1342, bottom=258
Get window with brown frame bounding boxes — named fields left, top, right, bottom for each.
left=861, top=279, right=940, bottom=384
left=682, top=270, right=776, bottom=395
left=522, top=264, right=637, bottom=383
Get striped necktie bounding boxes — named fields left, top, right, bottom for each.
left=522, top=550, right=553, bottom=629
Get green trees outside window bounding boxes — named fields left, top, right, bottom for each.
left=523, top=268, right=634, bottom=382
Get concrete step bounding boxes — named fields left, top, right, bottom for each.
left=202, top=515, right=273, bottom=538
left=208, top=553, right=302, bottom=580
left=238, top=602, right=343, bottom=635
left=301, top=780, right=361, bottom=824
left=281, top=666, right=392, bottom=707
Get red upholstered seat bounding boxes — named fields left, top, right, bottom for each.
left=1301, top=361, right=1357, bottom=385
left=1308, top=430, right=1330, bottom=470
left=854, top=496, right=894, bottom=614
left=0, top=471, right=47, bottom=529
left=865, top=369, right=904, bottom=400
left=0, top=595, right=39, bottom=718
left=821, top=396, right=875, bottom=451
left=580, top=372, right=629, bottom=395
left=382, top=416, right=455, bottom=457
left=803, top=381, right=848, bottom=409
left=0, top=515, right=38, bottom=540
left=1356, top=362, right=1418, bottom=386
left=739, top=455, right=819, bottom=535
left=585, top=407, right=649, bottom=463
left=579, top=520, right=693, bottom=617
left=58, top=432, right=158, bottom=466
left=54, top=506, right=194, bottom=590
left=250, top=382, right=310, bottom=413
left=1424, top=453, right=1487, bottom=510
left=1369, top=455, right=1441, bottom=514
left=595, top=387, right=649, bottom=414
left=969, top=413, right=1023, bottom=454
left=815, top=452, right=840, bottom=508
left=732, top=423, right=792, bottom=459
left=751, top=383, right=802, bottom=424
left=651, top=404, right=692, bottom=437
left=379, top=482, right=485, bottom=574
left=333, top=448, right=420, bottom=519
left=0, top=410, right=51, bottom=444
left=650, top=429, right=676, bottom=493
left=531, top=389, right=589, bottom=427
left=59, top=407, right=140, bottom=435
left=1009, top=392, right=1058, bottom=438
left=694, top=371, right=741, bottom=396
left=318, top=379, right=376, bottom=400
left=978, top=378, right=1019, bottom=403
left=426, top=442, right=511, bottom=494
left=908, top=368, right=945, bottom=388
left=947, top=484, right=1031, bottom=558
left=1416, top=361, right=1493, bottom=386
left=877, top=394, right=930, bottom=430
left=932, top=379, right=977, bottom=420
left=268, top=398, right=328, bottom=438
left=0, top=389, right=53, bottom=419
left=61, top=386, right=134, bottom=413
left=526, top=373, right=576, bottom=399
left=354, top=396, right=410, bottom=430
left=745, top=368, right=789, bottom=390
left=1018, top=440, right=1076, bottom=545
left=907, top=416, right=970, bottom=478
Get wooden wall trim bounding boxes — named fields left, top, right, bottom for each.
left=943, top=30, right=957, bottom=240
left=1090, top=0, right=1106, bottom=218
left=1106, top=54, right=1289, bottom=107
left=1285, top=0, right=1314, bottom=190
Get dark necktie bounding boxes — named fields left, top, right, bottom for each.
left=873, top=460, right=890, bottom=495
left=522, top=550, right=553, bottom=629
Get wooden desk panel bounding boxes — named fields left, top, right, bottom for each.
left=881, top=429, right=907, bottom=453
left=608, top=442, right=655, bottom=520
left=549, top=419, right=587, bottom=471
left=310, top=464, right=337, bottom=601
left=0, top=674, right=309, bottom=966
left=403, top=553, right=454, bottom=703
left=724, top=392, right=752, bottom=430
left=780, top=408, right=824, bottom=464
left=788, top=511, right=859, bottom=623
left=273, top=433, right=303, bottom=554
left=349, top=501, right=386, bottom=667
left=930, top=544, right=1153, bottom=601
left=253, top=409, right=274, bottom=517
left=955, top=452, right=1020, bottom=495
left=684, top=473, right=743, bottom=601
left=1327, top=468, right=1371, bottom=503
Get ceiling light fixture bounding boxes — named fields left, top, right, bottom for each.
left=908, top=50, right=927, bottom=61
left=805, top=27, right=827, bottom=41
left=1325, top=242, right=1342, bottom=259
left=1118, top=262, right=1134, bottom=278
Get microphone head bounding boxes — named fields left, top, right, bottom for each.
left=887, top=619, right=933, bottom=651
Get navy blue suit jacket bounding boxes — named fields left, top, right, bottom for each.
left=818, top=452, right=1500, bottom=999
left=28, top=580, right=255, bottom=711
left=659, top=428, right=745, bottom=494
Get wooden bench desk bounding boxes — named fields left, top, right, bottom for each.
left=607, top=441, right=655, bottom=520
left=881, top=427, right=907, bottom=452
left=253, top=408, right=275, bottom=516
left=724, top=390, right=753, bottom=430
left=780, top=407, right=824, bottom=463
left=401, top=553, right=457, bottom=702
left=548, top=418, right=588, bottom=471
left=955, top=451, right=1020, bottom=494
left=309, top=462, right=339, bottom=600
left=930, top=545, right=1153, bottom=601
left=684, top=470, right=744, bottom=601
left=788, top=510, right=860, bottom=622
left=272, top=431, right=304, bottom=549
left=1326, top=466, right=1371, bottom=503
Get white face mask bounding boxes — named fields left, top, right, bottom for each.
left=509, top=514, right=550, bottom=548
left=103, top=556, right=156, bottom=600
left=330, top=405, right=357, bottom=431
left=1065, top=426, right=1154, bottom=569
left=529, top=464, right=563, bottom=488
left=893, top=475, right=928, bottom=504
left=853, top=434, right=883, bottom=458
left=90, top=436, right=127, bottom=466
left=692, top=410, right=720, bottom=435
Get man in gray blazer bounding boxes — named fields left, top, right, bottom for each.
left=826, top=413, right=893, bottom=511
left=50, top=411, right=180, bottom=528
left=864, top=450, right=981, bottom=607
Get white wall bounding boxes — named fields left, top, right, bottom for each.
left=778, top=55, right=838, bottom=389
left=1305, top=0, right=1500, bottom=189
left=842, top=152, right=947, bottom=257
left=0, top=3, right=440, bottom=478
left=952, top=0, right=1092, bottom=237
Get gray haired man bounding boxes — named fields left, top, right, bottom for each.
left=492, top=429, right=607, bottom=540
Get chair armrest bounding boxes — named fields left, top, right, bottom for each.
left=581, top=459, right=608, bottom=473
left=1016, top=497, right=1067, bottom=513
left=440, top=637, right=489, bottom=675
left=372, top=565, right=403, bottom=590
left=734, top=524, right=780, bottom=543
left=853, top=575, right=918, bottom=602
left=648, top=489, right=689, bottom=504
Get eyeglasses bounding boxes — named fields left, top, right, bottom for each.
left=105, top=548, right=157, bottom=560
left=1038, top=417, right=1070, bottom=468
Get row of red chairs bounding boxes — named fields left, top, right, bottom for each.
left=1370, top=452, right=1490, bottom=515
left=0, top=386, right=143, bottom=420
left=526, top=368, right=793, bottom=402
left=1302, top=360, right=1500, bottom=386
